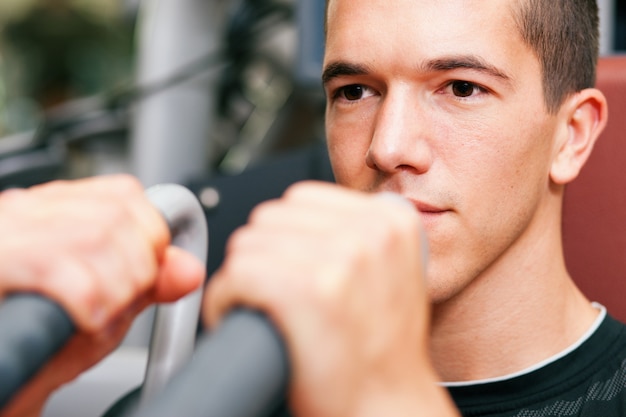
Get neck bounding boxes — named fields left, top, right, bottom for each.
left=429, top=199, right=598, bottom=383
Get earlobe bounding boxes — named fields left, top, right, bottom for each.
left=550, top=89, right=608, bottom=185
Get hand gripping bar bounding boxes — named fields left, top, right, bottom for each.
left=0, top=184, right=207, bottom=409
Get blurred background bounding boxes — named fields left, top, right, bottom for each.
left=0, top=0, right=133, bottom=125
left=0, top=0, right=328, bottom=190
left=0, top=1, right=623, bottom=416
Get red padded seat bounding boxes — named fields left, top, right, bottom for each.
left=563, top=55, right=626, bottom=322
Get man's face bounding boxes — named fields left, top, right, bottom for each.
left=323, top=0, right=563, bottom=303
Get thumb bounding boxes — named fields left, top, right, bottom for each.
left=153, top=246, right=205, bottom=302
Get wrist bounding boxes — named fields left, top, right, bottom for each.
left=355, top=366, right=460, bottom=417
left=0, top=400, right=44, bottom=417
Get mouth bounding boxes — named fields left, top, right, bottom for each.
left=408, top=199, right=451, bottom=225
left=410, top=200, right=449, bottom=215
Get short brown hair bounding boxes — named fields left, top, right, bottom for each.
left=512, top=0, right=599, bottom=113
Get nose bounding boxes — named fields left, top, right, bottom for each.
left=366, top=89, right=433, bottom=174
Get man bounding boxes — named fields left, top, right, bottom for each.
left=0, top=0, right=613, bottom=415
left=0, top=175, right=205, bottom=417
left=204, top=0, right=614, bottom=416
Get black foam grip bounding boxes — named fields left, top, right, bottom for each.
left=0, top=294, right=74, bottom=407
left=132, top=309, right=289, bottom=417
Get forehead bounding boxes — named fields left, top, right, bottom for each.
left=324, top=0, right=531, bottom=74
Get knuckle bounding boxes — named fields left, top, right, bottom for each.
left=110, top=174, right=144, bottom=197
left=370, top=200, right=419, bottom=246
left=70, top=268, right=98, bottom=299
left=220, top=242, right=246, bottom=276
left=247, top=199, right=278, bottom=225
left=37, top=179, right=77, bottom=196
left=114, top=284, right=137, bottom=312
left=0, top=188, right=28, bottom=208
left=81, top=224, right=114, bottom=253
left=283, top=181, right=316, bottom=200
left=39, top=178, right=68, bottom=189
left=61, top=270, right=99, bottom=312
left=224, top=225, right=251, bottom=257
left=97, top=200, right=132, bottom=229
left=218, top=255, right=238, bottom=278
left=134, top=248, right=158, bottom=290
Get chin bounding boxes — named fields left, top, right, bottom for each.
left=424, top=268, right=469, bottom=306
left=428, top=286, right=461, bottom=306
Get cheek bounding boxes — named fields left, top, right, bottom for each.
left=326, top=110, right=376, bottom=189
left=449, top=126, right=550, bottom=239
left=440, top=106, right=552, bottom=196
left=424, top=116, right=555, bottom=298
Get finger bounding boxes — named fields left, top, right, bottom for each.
left=0, top=199, right=160, bottom=332
left=151, top=246, right=205, bottom=303
left=245, top=199, right=342, bottom=237
left=31, top=176, right=171, bottom=260
left=36, top=257, right=108, bottom=333
left=250, top=182, right=417, bottom=239
left=37, top=200, right=159, bottom=327
left=202, top=235, right=312, bottom=332
left=281, top=181, right=371, bottom=211
left=202, top=262, right=270, bottom=331
left=73, top=221, right=158, bottom=325
left=84, top=175, right=172, bottom=262
left=203, top=235, right=275, bottom=329
left=121, top=189, right=171, bottom=264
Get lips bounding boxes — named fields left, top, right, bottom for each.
left=410, top=199, right=449, bottom=215
left=402, top=199, right=450, bottom=231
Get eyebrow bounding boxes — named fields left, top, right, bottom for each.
left=322, top=62, right=371, bottom=85
left=422, top=55, right=512, bottom=82
left=322, top=55, right=512, bottom=86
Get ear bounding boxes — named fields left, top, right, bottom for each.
left=550, top=88, right=608, bottom=185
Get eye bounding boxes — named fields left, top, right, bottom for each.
left=451, top=81, right=477, bottom=97
left=336, top=84, right=372, bottom=101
